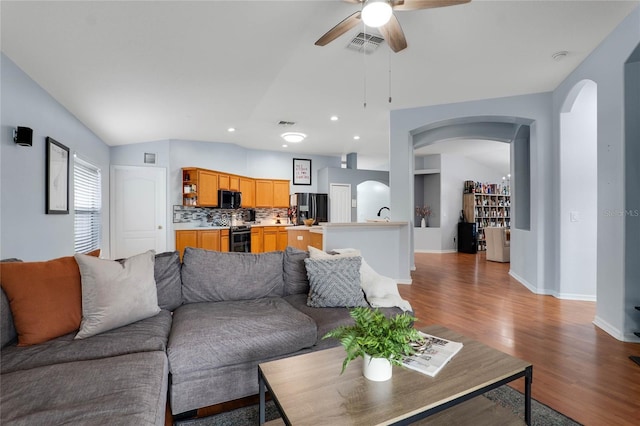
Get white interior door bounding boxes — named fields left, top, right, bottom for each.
left=110, top=166, right=166, bottom=259
left=330, top=183, right=351, bottom=223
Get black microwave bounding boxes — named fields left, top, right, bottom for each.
left=218, top=190, right=242, bottom=209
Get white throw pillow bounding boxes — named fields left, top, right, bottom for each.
left=74, top=250, right=160, bottom=339
left=307, top=246, right=361, bottom=258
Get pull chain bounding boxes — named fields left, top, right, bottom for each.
left=363, top=23, right=367, bottom=109
left=388, top=47, right=392, bottom=103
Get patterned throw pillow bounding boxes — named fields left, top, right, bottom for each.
left=304, top=257, right=369, bottom=308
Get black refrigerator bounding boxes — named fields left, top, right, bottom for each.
left=291, top=193, right=328, bottom=225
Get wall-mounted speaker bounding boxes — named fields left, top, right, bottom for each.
left=14, top=126, right=33, bottom=147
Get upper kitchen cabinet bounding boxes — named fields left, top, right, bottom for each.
left=273, top=180, right=290, bottom=208
left=218, top=174, right=240, bottom=192
left=182, top=168, right=219, bottom=207
left=255, top=179, right=290, bottom=208
left=255, top=180, right=273, bottom=208
left=239, top=177, right=255, bottom=208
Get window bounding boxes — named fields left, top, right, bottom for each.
left=74, top=157, right=101, bottom=253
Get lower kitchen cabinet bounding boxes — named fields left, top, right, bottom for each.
left=309, top=231, right=323, bottom=251
left=199, top=230, right=221, bottom=251
left=220, top=229, right=229, bottom=252
left=176, top=230, right=198, bottom=260
left=276, top=227, right=288, bottom=251
left=251, top=227, right=263, bottom=253
left=263, top=228, right=278, bottom=252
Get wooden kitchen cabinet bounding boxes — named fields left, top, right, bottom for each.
left=199, top=230, right=221, bottom=251
left=276, top=226, right=288, bottom=251
left=240, top=177, right=255, bottom=208
left=176, top=230, right=198, bottom=260
left=229, top=175, right=240, bottom=191
left=183, top=169, right=219, bottom=207
left=220, top=229, right=229, bottom=252
left=251, top=227, right=263, bottom=253
left=273, top=180, right=290, bottom=208
left=309, top=231, right=323, bottom=251
left=255, top=180, right=273, bottom=208
left=262, top=227, right=278, bottom=252
left=218, top=174, right=230, bottom=190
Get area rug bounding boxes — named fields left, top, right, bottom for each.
left=175, top=385, right=582, bottom=426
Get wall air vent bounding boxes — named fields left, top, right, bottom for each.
left=347, top=32, right=384, bottom=54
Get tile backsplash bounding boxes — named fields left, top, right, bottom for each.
left=173, top=206, right=290, bottom=226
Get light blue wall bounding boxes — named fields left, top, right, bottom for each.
left=390, top=92, right=553, bottom=288
left=391, top=5, right=640, bottom=341
left=0, top=54, right=110, bottom=261
left=552, top=6, right=640, bottom=340
left=111, top=138, right=341, bottom=250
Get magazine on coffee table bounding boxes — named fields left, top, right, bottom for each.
left=402, top=332, right=464, bottom=377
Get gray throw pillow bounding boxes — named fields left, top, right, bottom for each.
left=0, top=258, right=21, bottom=348
left=181, top=248, right=285, bottom=303
left=304, top=257, right=368, bottom=308
left=283, top=246, right=310, bottom=296
left=74, top=250, right=161, bottom=339
left=154, top=251, right=182, bottom=311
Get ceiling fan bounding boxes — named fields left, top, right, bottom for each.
left=315, top=0, right=471, bottom=53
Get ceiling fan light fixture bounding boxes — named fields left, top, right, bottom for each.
left=281, top=132, right=307, bottom=143
left=361, top=0, right=392, bottom=28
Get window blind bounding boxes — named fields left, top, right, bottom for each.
left=74, top=157, right=101, bottom=254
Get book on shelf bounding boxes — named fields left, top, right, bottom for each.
left=402, top=332, right=463, bottom=377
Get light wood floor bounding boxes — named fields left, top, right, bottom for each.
left=399, top=252, right=640, bottom=426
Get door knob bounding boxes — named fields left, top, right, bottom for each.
left=158, top=225, right=163, bottom=230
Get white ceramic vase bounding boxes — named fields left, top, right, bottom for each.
left=420, top=217, right=426, bottom=228
left=363, top=353, right=392, bottom=381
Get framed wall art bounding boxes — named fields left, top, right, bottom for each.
left=293, top=158, right=312, bottom=185
left=46, top=137, right=70, bottom=214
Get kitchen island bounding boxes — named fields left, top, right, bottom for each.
left=286, top=222, right=411, bottom=284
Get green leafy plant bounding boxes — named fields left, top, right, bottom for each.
left=323, top=307, right=425, bottom=374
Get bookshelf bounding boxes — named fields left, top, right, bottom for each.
left=462, top=181, right=510, bottom=252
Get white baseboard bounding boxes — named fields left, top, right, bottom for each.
left=397, top=279, right=412, bottom=285
left=593, top=316, right=625, bottom=341
left=509, top=271, right=597, bottom=301
left=414, top=249, right=457, bottom=254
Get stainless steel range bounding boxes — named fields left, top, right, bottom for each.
left=229, top=225, right=251, bottom=252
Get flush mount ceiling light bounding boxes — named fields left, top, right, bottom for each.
left=330, top=115, right=339, bottom=121
left=227, top=127, right=236, bottom=132
left=361, top=0, right=393, bottom=28
left=281, top=132, right=307, bottom=143
left=353, top=135, right=361, bottom=140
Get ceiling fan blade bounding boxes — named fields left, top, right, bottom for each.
left=379, top=14, right=407, bottom=52
left=393, top=0, right=470, bottom=11
left=315, top=11, right=362, bottom=46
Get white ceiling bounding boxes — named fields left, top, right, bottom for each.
left=2, top=1, right=638, bottom=169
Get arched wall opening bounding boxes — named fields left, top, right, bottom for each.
left=356, top=180, right=390, bottom=223
left=410, top=116, right=532, bottom=253
left=559, top=80, right=598, bottom=300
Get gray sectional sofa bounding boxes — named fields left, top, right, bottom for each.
left=1, top=247, right=404, bottom=424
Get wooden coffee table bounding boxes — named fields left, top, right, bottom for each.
left=258, top=325, right=532, bottom=425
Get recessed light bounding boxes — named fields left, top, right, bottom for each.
left=282, top=144, right=288, bottom=148
left=281, top=132, right=307, bottom=143
left=330, top=115, right=339, bottom=121
left=227, top=127, right=236, bottom=132
left=353, top=135, right=361, bottom=140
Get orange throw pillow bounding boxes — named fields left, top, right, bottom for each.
left=0, top=255, right=90, bottom=346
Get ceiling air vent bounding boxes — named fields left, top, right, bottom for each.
left=347, top=32, right=384, bottom=54
left=278, top=120, right=296, bottom=126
